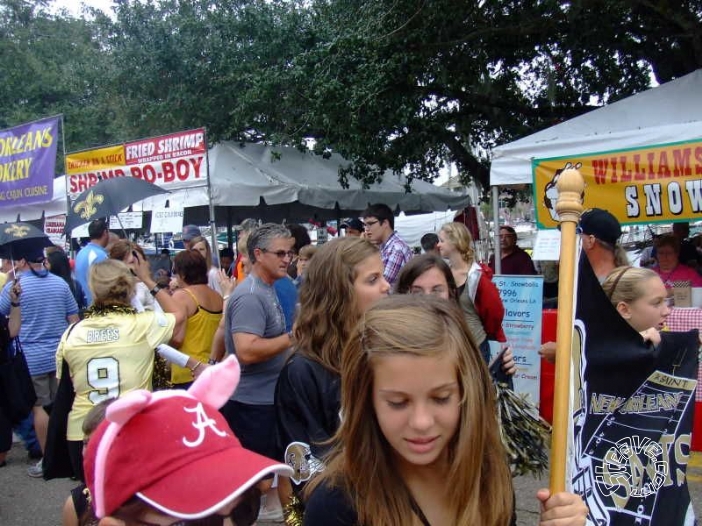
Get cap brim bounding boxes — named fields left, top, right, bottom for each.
left=137, top=447, right=293, bottom=519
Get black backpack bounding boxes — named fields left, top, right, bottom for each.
left=0, top=315, right=36, bottom=423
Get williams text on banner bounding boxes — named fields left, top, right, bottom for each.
left=533, top=139, right=702, bottom=228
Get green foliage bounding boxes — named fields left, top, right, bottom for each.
left=1, top=0, right=701, bottom=191
left=0, top=0, right=123, bottom=164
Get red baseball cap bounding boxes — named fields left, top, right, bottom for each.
left=83, top=357, right=293, bottom=519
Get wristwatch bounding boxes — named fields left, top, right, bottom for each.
left=10, top=302, right=20, bottom=307
left=149, top=284, right=164, bottom=297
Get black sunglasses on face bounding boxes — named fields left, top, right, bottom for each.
left=261, top=248, right=295, bottom=259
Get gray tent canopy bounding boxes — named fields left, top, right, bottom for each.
left=193, top=142, right=472, bottom=223
left=0, top=142, right=472, bottom=226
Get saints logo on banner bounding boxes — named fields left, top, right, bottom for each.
left=568, top=256, right=698, bottom=525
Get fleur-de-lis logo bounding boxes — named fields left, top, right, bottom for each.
left=5, top=224, right=30, bottom=238
left=74, top=191, right=104, bottom=220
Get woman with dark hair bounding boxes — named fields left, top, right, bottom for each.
left=394, top=253, right=457, bottom=300
left=652, top=233, right=702, bottom=288
left=46, top=250, right=87, bottom=312
left=395, top=254, right=515, bottom=380
left=286, top=224, right=312, bottom=280
left=190, top=235, right=223, bottom=295
left=169, top=250, right=223, bottom=389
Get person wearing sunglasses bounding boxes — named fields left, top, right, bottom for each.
left=221, top=223, right=296, bottom=521
left=81, top=357, right=292, bottom=526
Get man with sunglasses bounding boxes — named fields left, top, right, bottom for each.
left=220, top=223, right=295, bottom=521
left=361, top=203, right=413, bottom=286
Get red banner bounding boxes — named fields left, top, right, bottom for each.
left=65, top=128, right=207, bottom=198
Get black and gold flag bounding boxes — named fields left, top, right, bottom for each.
left=569, top=255, right=698, bottom=525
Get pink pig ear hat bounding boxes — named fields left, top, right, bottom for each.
left=83, top=356, right=293, bottom=519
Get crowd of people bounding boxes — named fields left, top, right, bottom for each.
left=1, top=202, right=624, bottom=525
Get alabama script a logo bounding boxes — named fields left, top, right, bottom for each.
left=182, top=402, right=228, bottom=447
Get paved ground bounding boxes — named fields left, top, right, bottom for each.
left=1, top=442, right=700, bottom=525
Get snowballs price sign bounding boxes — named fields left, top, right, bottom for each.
left=493, top=275, right=543, bottom=406
left=65, top=128, right=207, bottom=199
left=532, top=138, right=702, bottom=228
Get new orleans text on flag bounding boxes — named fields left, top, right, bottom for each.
left=569, top=256, right=698, bottom=525
left=0, top=116, right=59, bottom=207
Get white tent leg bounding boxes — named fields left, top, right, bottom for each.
left=491, top=185, right=501, bottom=274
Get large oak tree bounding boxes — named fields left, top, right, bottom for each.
left=2, top=0, right=701, bottom=190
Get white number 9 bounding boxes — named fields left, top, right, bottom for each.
left=86, top=357, right=120, bottom=404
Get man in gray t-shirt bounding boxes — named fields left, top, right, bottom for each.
left=224, top=274, right=288, bottom=404
left=220, top=223, right=294, bottom=462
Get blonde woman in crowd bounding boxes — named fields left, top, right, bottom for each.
left=437, top=222, right=510, bottom=371
left=56, top=259, right=186, bottom=480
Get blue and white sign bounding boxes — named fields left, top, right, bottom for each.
left=492, top=275, right=544, bottom=406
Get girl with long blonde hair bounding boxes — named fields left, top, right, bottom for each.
left=304, top=295, right=587, bottom=526
left=438, top=222, right=510, bottom=373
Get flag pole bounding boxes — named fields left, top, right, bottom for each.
left=549, top=168, right=585, bottom=492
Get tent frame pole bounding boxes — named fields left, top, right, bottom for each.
left=204, top=132, right=217, bottom=258
left=491, top=185, right=501, bottom=274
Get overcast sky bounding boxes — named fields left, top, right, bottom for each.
left=51, top=0, right=114, bottom=17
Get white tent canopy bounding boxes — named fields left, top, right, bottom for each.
left=490, top=68, right=702, bottom=186
left=394, top=210, right=457, bottom=249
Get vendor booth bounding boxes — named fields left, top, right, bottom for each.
left=490, top=68, right=702, bottom=451
left=0, top=142, right=472, bottom=226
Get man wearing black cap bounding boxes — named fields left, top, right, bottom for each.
left=0, top=247, right=79, bottom=477
left=341, top=218, right=364, bottom=238
left=578, top=208, right=627, bottom=281
left=540, top=208, right=627, bottom=363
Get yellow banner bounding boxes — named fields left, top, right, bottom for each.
left=532, top=139, right=702, bottom=228
left=65, top=145, right=125, bottom=175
